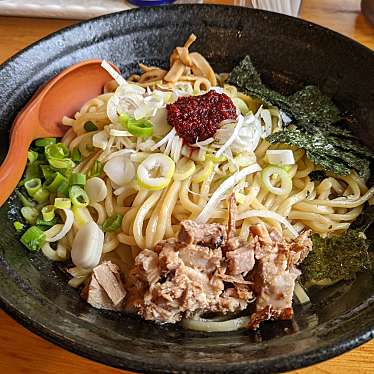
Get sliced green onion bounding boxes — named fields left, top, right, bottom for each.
left=21, top=206, right=39, bottom=225
left=25, top=161, right=42, bottom=180
left=84, top=121, right=98, bottom=132
left=20, top=226, right=46, bottom=251
left=16, top=191, right=35, bottom=207
left=41, top=205, right=55, bottom=221
left=71, top=173, right=86, bottom=186
left=69, top=185, right=89, bottom=207
left=102, top=214, right=123, bottom=232
left=13, top=221, right=25, bottom=232
left=36, top=216, right=57, bottom=227
left=261, top=165, right=292, bottom=196
left=45, top=143, right=69, bottom=159
left=71, top=148, right=81, bottom=162
left=48, top=157, right=75, bottom=169
left=27, top=150, right=38, bottom=163
left=88, top=160, right=104, bottom=177
left=33, top=188, right=50, bottom=204
left=57, top=180, right=70, bottom=196
left=24, top=178, right=42, bottom=197
left=54, top=197, right=71, bottom=209
left=127, top=118, right=153, bottom=137
left=44, top=172, right=67, bottom=192
left=40, top=165, right=55, bottom=180
left=119, top=113, right=130, bottom=128
left=35, top=137, right=57, bottom=147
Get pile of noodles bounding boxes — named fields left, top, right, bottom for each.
left=38, top=34, right=373, bottom=307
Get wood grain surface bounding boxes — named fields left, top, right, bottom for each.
left=0, top=0, right=373, bottom=373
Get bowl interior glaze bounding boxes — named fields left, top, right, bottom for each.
left=0, top=5, right=374, bottom=373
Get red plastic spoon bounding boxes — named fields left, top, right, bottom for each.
left=0, top=59, right=119, bottom=207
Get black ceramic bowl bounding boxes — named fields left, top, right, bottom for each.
left=0, top=5, right=374, bottom=373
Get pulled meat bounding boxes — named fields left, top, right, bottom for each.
left=82, top=261, right=127, bottom=311
left=128, top=215, right=312, bottom=329
left=127, top=221, right=254, bottom=323
left=248, top=224, right=312, bottom=329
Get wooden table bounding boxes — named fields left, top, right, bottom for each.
left=0, top=0, right=373, bottom=373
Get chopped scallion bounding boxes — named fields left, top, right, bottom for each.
left=35, top=137, right=57, bottom=147
left=54, top=198, right=71, bottom=209
left=27, top=150, right=38, bottom=163
left=84, top=121, right=98, bottom=132
left=25, top=161, right=43, bottom=180
left=16, top=191, right=35, bottom=208
left=70, top=173, right=86, bottom=186
left=127, top=118, right=153, bottom=137
left=102, top=214, right=123, bottom=232
left=36, top=216, right=57, bottom=227
left=45, top=143, right=69, bottom=160
left=48, top=158, right=75, bottom=169
left=41, top=205, right=55, bottom=221
left=56, top=179, right=70, bottom=196
left=119, top=113, right=130, bottom=128
left=20, top=226, right=46, bottom=251
left=40, top=165, right=55, bottom=180
left=69, top=185, right=89, bottom=207
left=24, top=178, right=42, bottom=197
left=44, top=172, right=67, bottom=192
left=33, top=188, right=50, bottom=204
left=71, top=148, right=81, bottom=163
left=21, top=206, right=39, bottom=225
left=88, top=160, right=104, bottom=177
left=13, top=221, right=24, bottom=232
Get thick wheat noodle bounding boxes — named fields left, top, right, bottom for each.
left=349, top=170, right=369, bottom=193
left=198, top=172, right=215, bottom=205
left=336, top=175, right=361, bottom=200
left=117, top=232, right=137, bottom=246
left=69, top=131, right=98, bottom=152
left=179, top=178, right=201, bottom=214
left=122, top=207, right=138, bottom=235
left=61, top=128, right=76, bottom=146
left=277, top=180, right=314, bottom=217
left=250, top=199, right=282, bottom=232
left=105, top=179, right=115, bottom=217
left=264, top=193, right=276, bottom=209
left=295, top=159, right=314, bottom=178
left=103, top=237, right=120, bottom=253
left=78, top=151, right=101, bottom=174
left=89, top=202, right=107, bottom=225
left=43, top=44, right=373, bottom=296
left=117, top=188, right=137, bottom=206
left=288, top=211, right=335, bottom=225
left=80, top=97, right=105, bottom=113
left=300, top=186, right=374, bottom=208
left=145, top=187, right=170, bottom=249
left=327, top=206, right=363, bottom=221
left=153, top=181, right=181, bottom=245
left=97, top=136, right=116, bottom=162
left=78, top=134, right=96, bottom=158
left=133, top=190, right=163, bottom=249
left=73, top=111, right=109, bottom=134
left=293, top=201, right=334, bottom=214
left=115, top=206, right=131, bottom=215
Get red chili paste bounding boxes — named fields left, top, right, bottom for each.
left=166, top=91, right=237, bottom=144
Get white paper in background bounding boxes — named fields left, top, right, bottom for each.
left=0, top=0, right=201, bottom=20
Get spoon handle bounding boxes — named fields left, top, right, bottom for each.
left=0, top=107, right=39, bottom=207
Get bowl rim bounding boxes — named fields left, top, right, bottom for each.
left=0, top=4, right=374, bottom=373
